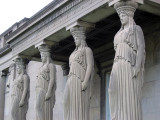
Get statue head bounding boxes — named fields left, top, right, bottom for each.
left=15, top=58, right=25, bottom=75
left=70, top=26, right=87, bottom=49
left=114, top=1, right=138, bottom=29
left=38, top=45, right=51, bottom=64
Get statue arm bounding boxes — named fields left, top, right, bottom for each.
left=82, top=48, right=94, bottom=91
left=45, top=63, right=56, bottom=100
left=19, top=75, right=29, bottom=107
left=134, top=25, right=145, bottom=76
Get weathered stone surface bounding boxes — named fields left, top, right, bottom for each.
left=4, top=64, right=15, bottom=120
left=109, top=1, right=145, bottom=120
left=11, top=58, right=29, bottom=120
left=64, top=24, right=94, bottom=120
left=0, top=0, right=159, bottom=120
left=142, top=30, right=160, bottom=120
left=0, top=72, right=7, bottom=120
left=35, top=45, right=56, bottom=120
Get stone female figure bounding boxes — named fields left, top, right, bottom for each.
left=36, top=45, right=56, bottom=120
left=64, top=26, right=94, bottom=120
left=109, top=1, right=145, bottom=120
left=11, top=58, right=29, bottom=120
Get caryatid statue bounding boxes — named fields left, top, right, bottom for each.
left=36, top=44, right=56, bottom=120
left=64, top=26, right=94, bottom=120
left=109, top=1, right=145, bottom=120
left=11, top=58, right=29, bottom=120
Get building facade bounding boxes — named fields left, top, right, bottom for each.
left=0, top=0, right=160, bottom=120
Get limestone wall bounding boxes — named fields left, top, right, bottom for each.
left=142, top=30, right=160, bottom=120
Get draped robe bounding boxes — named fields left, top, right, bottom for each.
left=64, top=47, right=93, bottom=120
left=36, top=64, right=56, bottom=120
left=109, top=26, right=145, bottom=120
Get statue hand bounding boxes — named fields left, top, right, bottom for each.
left=82, top=81, right=88, bottom=91
left=45, top=92, right=51, bottom=101
left=133, top=66, right=140, bottom=78
left=19, top=100, right=25, bottom=107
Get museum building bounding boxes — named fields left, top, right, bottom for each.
left=0, top=0, right=160, bottom=120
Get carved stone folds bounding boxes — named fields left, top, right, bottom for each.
left=11, top=57, right=29, bottom=120
left=64, top=21, right=94, bottom=120
left=36, top=44, right=56, bottom=120
left=108, top=1, right=145, bottom=120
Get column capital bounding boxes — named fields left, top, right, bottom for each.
left=66, top=20, right=95, bottom=31
left=108, top=0, right=143, bottom=7
left=35, top=40, right=57, bottom=48
left=37, top=44, right=54, bottom=63
left=12, top=55, right=30, bottom=65
left=37, top=44, right=51, bottom=55
left=35, top=40, right=47, bottom=48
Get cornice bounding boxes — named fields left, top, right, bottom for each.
left=0, top=44, right=11, bottom=57
left=6, top=0, right=70, bottom=43
left=7, top=0, right=83, bottom=48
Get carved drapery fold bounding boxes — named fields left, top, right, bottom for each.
left=11, top=57, right=29, bottom=120
left=36, top=44, right=56, bottom=120
left=64, top=21, right=95, bottom=120
left=108, top=1, right=145, bottom=120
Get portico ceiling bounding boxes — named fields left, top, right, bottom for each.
left=45, top=10, right=160, bottom=73
left=19, top=8, right=160, bottom=73
left=17, top=9, right=160, bottom=73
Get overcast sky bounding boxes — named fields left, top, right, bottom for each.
left=0, top=0, right=53, bottom=34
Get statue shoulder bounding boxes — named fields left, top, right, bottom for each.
left=84, top=47, right=94, bottom=59
left=135, top=25, right=143, bottom=33
left=49, top=63, right=56, bottom=71
left=85, top=47, right=93, bottom=54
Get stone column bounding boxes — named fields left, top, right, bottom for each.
left=100, top=72, right=106, bottom=120
left=35, top=44, right=56, bottom=120
left=64, top=20, right=95, bottom=120
left=7, top=64, right=15, bottom=89
left=0, top=71, right=7, bottom=120
left=108, top=1, right=145, bottom=120
left=61, top=64, right=69, bottom=76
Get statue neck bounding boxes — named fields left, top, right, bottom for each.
left=123, top=23, right=129, bottom=29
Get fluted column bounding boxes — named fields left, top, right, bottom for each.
left=0, top=71, right=7, bottom=120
